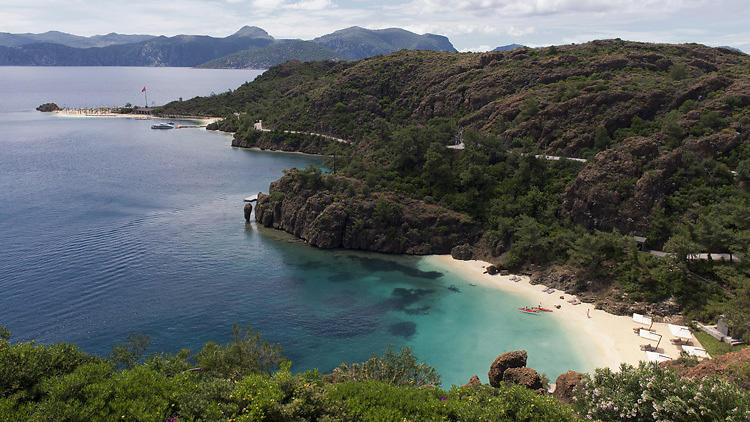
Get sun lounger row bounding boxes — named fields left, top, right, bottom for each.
left=681, top=345, right=709, bottom=358
left=645, top=351, right=671, bottom=363
left=632, top=313, right=653, bottom=326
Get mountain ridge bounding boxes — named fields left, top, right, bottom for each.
left=0, top=26, right=457, bottom=67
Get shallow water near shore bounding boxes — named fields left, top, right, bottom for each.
left=0, top=66, right=591, bottom=386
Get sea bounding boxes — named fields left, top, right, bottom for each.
left=0, top=66, right=591, bottom=386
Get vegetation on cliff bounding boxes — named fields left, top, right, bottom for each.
left=159, top=40, right=750, bottom=338
left=2, top=325, right=748, bottom=421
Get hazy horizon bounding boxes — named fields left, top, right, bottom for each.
left=0, top=0, right=747, bottom=53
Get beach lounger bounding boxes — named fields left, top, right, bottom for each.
left=632, top=313, right=653, bottom=326
left=638, top=329, right=661, bottom=342
left=640, top=344, right=656, bottom=352
left=645, top=351, right=671, bottom=363
left=681, top=345, right=709, bottom=358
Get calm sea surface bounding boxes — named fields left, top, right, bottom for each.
left=0, top=66, right=590, bottom=385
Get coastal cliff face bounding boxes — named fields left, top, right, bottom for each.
left=255, top=170, right=479, bottom=254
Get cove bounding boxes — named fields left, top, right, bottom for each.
left=0, top=66, right=591, bottom=386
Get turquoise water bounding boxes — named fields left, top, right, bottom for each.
left=0, top=67, right=590, bottom=386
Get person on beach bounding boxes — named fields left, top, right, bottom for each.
left=587, top=309, right=591, bottom=318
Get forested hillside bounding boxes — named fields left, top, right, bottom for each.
left=159, top=40, right=750, bottom=339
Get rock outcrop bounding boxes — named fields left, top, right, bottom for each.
left=488, top=350, right=527, bottom=387
left=502, top=367, right=543, bottom=391
left=450, top=244, right=473, bottom=260
left=552, top=371, right=584, bottom=404
left=462, top=375, right=481, bottom=388
left=255, top=170, right=480, bottom=254
left=244, top=202, right=253, bottom=223
left=36, top=103, right=59, bottom=112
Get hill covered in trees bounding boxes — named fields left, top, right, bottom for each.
left=159, top=40, right=750, bottom=340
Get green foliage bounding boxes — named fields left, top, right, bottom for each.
left=573, top=362, right=750, bottom=421
left=109, top=333, right=151, bottom=370
left=669, top=63, right=688, bottom=80
left=195, top=324, right=287, bottom=380
left=327, top=345, right=441, bottom=387
left=693, top=331, right=747, bottom=358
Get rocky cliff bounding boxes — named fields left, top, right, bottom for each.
left=254, top=170, right=479, bottom=254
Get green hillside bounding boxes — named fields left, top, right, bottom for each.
left=159, top=40, right=750, bottom=340
left=198, top=40, right=342, bottom=69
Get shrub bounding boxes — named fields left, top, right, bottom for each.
left=327, top=345, right=441, bottom=387
left=573, top=362, right=750, bottom=421
left=195, top=324, right=286, bottom=380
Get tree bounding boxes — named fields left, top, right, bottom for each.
left=195, top=324, right=286, bottom=380
left=109, top=333, right=151, bottom=370
left=664, top=231, right=700, bottom=263
left=327, top=345, right=441, bottom=387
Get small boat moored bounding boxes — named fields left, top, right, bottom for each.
left=151, top=122, right=175, bottom=130
left=519, top=307, right=540, bottom=314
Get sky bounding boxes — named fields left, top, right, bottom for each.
left=1, top=0, right=748, bottom=52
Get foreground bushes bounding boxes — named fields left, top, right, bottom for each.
left=573, top=362, right=750, bottom=421
left=2, top=325, right=749, bottom=421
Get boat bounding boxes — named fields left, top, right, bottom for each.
left=532, top=306, right=553, bottom=312
left=519, top=307, right=540, bottom=314
left=150, top=122, right=175, bottom=130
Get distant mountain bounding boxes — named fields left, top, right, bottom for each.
left=0, top=26, right=457, bottom=67
left=0, top=31, right=155, bottom=48
left=228, top=26, right=273, bottom=40
left=198, top=40, right=341, bottom=69
left=492, top=44, right=525, bottom=52
left=312, top=26, right=456, bottom=60
left=0, top=29, right=275, bottom=66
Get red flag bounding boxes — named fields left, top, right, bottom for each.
left=141, top=87, right=146, bottom=93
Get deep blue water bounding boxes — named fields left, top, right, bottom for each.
left=0, top=67, right=590, bottom=386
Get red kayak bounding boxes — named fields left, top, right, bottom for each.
left=519, top=307, right=540, bottom=314
left=532, top=306, right=553, bottom=312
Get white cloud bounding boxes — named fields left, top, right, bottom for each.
left=284, top=0, right=333, bottom=10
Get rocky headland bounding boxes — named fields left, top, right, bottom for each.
left=254, top=169, right=480, bottom=254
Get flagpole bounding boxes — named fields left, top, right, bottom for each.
left=144, top=88, right=148, bottom=108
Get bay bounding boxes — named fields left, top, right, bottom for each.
left=0, top=66, right=591, bottom=386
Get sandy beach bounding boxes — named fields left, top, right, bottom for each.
left=52, top=109, right=221, bottom=126
left=425, top=255, right=703, bottom=372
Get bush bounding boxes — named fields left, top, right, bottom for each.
left=573, top=362, right=750, bottom=421
left=327, top=345, right=441, bottom=387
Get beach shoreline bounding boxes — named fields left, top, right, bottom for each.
left=424, top=255, right=703, bottom=373
left=52, top=109, right=221, bottom=125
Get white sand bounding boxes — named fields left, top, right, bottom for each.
left=425, top=255, right=703, bottom=372
left=52, top=109, right=220, bottom=126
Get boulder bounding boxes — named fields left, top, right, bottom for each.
left=488, top=350, right=527, bottom=387
left=451, top=244, right=473, bottom=260
left=485, top=265, right=498, bottom=275
left=36, top=103, right=60, bottom=112
left=462, top=375, right=481, bottom=388
left=552, top=371, right=584, bottom=404
left=244, top=202, right=253, bottom=222
left=502, top=367, right=543, bottom=390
